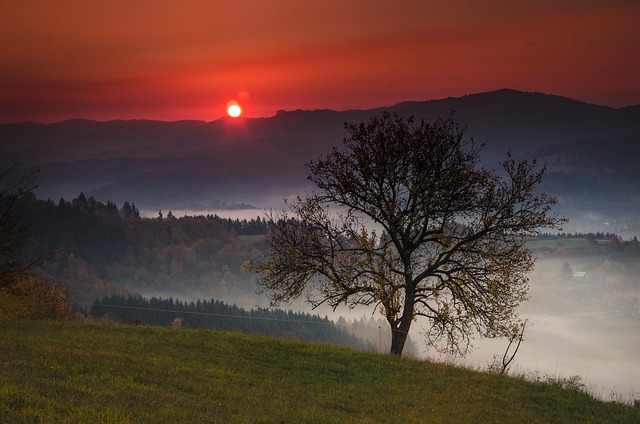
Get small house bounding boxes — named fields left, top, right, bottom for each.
left=571, top=271, right=587, bottom=281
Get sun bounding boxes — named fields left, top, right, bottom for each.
left=227, top=101, right=242, bottom=118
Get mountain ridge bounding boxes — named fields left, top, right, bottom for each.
left=2, top=89, right=639, bottom=230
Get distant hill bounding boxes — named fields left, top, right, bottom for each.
left=2, top=89, right=639, bottom=230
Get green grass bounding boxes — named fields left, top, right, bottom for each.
left=1, top=320, right=638, bottom=423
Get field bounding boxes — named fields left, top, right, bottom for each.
left=1, top=320, right=638, bottom=423
left=525, top=237, right=592, bottom=250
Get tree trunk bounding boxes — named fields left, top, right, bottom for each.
left=390, top=326, right=409, bottom=355
left=389, top=281, right=416, bottom=355
left=389, top=308, right=414, bottom=355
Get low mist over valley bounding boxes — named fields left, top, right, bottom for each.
left=3, top=89, right=640, bottom=402
left=463, top=237, right=640, bottom=402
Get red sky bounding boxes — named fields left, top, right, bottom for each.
left=1, top=0, right=639, bottom=123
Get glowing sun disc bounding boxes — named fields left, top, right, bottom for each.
left=227, top=103, right=242, bottom=118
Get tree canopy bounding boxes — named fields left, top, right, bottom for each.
left=254, top=113, right=565, bottom=356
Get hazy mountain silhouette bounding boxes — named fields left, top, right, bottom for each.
left=2, top=89, right=639, bottom=231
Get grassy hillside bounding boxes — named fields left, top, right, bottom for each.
left=1, top=320, right=637, bottom=423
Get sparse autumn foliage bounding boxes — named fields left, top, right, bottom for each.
left=0, top=274, right=74, bottom=320
left=255, top=113, right=564, bottom=355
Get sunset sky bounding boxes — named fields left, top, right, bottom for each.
left=1, top=0, right=639, bottom=123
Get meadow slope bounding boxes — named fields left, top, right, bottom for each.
left=1, top=320, right=638, bottom=423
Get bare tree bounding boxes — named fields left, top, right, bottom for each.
left=254, top=113, right=564, bottom=356
left=0, top=155, right=39, bottom=291
left=487, top=319, right=528, bottom=374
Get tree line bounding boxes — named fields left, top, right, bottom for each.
left=18, top=193, right=269, bottom=303
left=534, top=231, right=639, bottom=243
left=90, top=294, right=375, bottom=351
